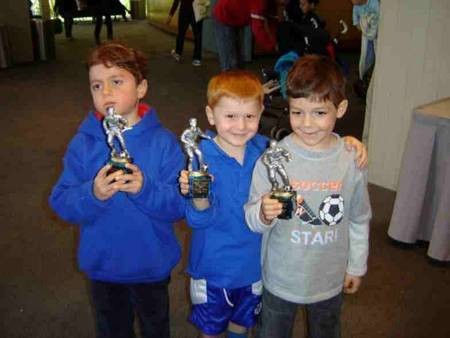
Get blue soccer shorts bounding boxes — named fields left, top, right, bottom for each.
left=188, top=278, right=263, bottom=335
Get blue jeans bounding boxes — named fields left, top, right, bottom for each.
left=213, top=17, right=240, bottom=71
left=212, top=18, right=252, bottom=71
left=256, top=289, right=343, bottom=338
left=90, top=278, right=170, bottom=338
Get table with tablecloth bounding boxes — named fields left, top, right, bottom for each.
left=388, top=97, right=450, bottom=261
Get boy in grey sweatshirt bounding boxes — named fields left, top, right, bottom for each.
left=244, top=55, right=372, bottom=338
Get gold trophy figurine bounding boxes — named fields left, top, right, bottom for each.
left=262, top=140, right=297, bottom=219
left=103, top=106, right=132, bottom=175
left=181, top=118, right=212, bottom=198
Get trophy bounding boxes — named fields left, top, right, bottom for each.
left=262, top=140, right=297, bottom=219
left=181, top=118, right=212, bottom=198
left=102, top=106, right=133, bottom=175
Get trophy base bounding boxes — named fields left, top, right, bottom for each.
left=189, top=171, right=211, bottom=198
left=271, top=190, right=297, bottom=220
left=107, top=156, right=133, bottom=176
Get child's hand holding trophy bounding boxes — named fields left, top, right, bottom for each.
left=103, top=106, right=133, bottom=175
left=262, top=140, right=296, bottom=219
left=180, top=118, right=212, bottom=199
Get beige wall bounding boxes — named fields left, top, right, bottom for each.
left=146, top=0, right=171, bottom=21
left=368, top=0, right=450, bottom=190
left=0, top=0, right=33, bottom=64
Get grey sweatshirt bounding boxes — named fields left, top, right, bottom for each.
left=245, top=134, right=371, bottom=304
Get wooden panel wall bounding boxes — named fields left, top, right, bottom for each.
left=368, top=0, right=450, bottom=190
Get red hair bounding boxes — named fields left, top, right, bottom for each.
left=207, top=70, right=264, bottom=108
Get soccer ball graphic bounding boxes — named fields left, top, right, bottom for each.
left=319, top=194, right=344, bottom=226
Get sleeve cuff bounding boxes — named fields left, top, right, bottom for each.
left=86, top=180, right=112, bottom=209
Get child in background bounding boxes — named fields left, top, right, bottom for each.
left=351, top=0, right=380, bottom=143
left=245, top=55, right=372, bottom=338
left=49, top=42, right=185, bottom=338
left=351, top=0, right=380, bottom=80
left=277, top=0, right=327, bottom=56
left=54, top=0, right=78, bottom=40
left=179, top=70, right=368, bottom=338
left=212, top=0, right=278, bottom=71
left=298, top=0, right=324, bottom=28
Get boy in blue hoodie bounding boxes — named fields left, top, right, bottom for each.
left=178, top=70, right=368, bottom=338
left=179, top=70, right=268, bottom=338
left=49, top=42, right=185, bottom=338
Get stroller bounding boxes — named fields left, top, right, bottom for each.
left=259, top=20, right=349, bottom=140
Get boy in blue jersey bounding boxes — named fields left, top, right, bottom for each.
left=49, top=42, right=185, bottom=338
left=179, top=70, right=267, bottom=338
left=178, top=70, right=368, bottom=338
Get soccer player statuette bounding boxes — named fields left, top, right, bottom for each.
left=262, top=140, right=297, bottom=219
left=181, top=118, right=212, bottom=198
left=103, top=106, right=132, bottom=175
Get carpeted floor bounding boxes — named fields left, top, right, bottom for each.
left=0, top=20, right=448, bottom=338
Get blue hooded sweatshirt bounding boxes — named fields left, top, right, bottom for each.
left=50, top=104, right=185, bottom=283
left=185, top=131, right=268, bottom=288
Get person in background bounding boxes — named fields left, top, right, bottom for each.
left=166, top=0, right=204, bottom=67
left=54, top=0, right=78, bottom=40
left=277, top=0, right=326, bottom=55
left=351, top=0, right=380, bottom=144
left=212, top=0, right=277, bottom=71
left=89, top=0, right=114, bottom=45
left=351, top=0, right=379, bottom=81
left=112, top=0, right=131, bottom=22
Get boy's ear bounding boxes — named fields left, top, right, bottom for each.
left=259, top=103, right=264, bottom=115
left=137, top=79, right=148, bottom=99
left=336, top=100, right=348, bottom=119
left=205, top=105, right=215, bottom=125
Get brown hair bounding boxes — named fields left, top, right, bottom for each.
left=86, top=42, right=148, bottom=83
left=286, top=55, right=345, bottom=107
left=207, top=70, right=264, bottom=108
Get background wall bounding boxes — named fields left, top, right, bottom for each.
left=0, top=0, right=33, bottom=64
left=368, top=0, right=450, bottom=189
left=146, top=0, right=169, bottom=21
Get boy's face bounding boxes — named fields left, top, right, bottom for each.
left=206, top=96, right=263, bottom=155
left=289, top=97, right=347, bottom=150
left=89, top=63, right=147, bottom=125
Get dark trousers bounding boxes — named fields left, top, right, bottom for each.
left=175, top=5, right=203, bottom=60
left=94, top=12, right=113, bottom=43
left=256, top=289, right=343, bottom=338
left=90, top=278, right=171, bottom=338
left=63, top=15, right=74, bottom=38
